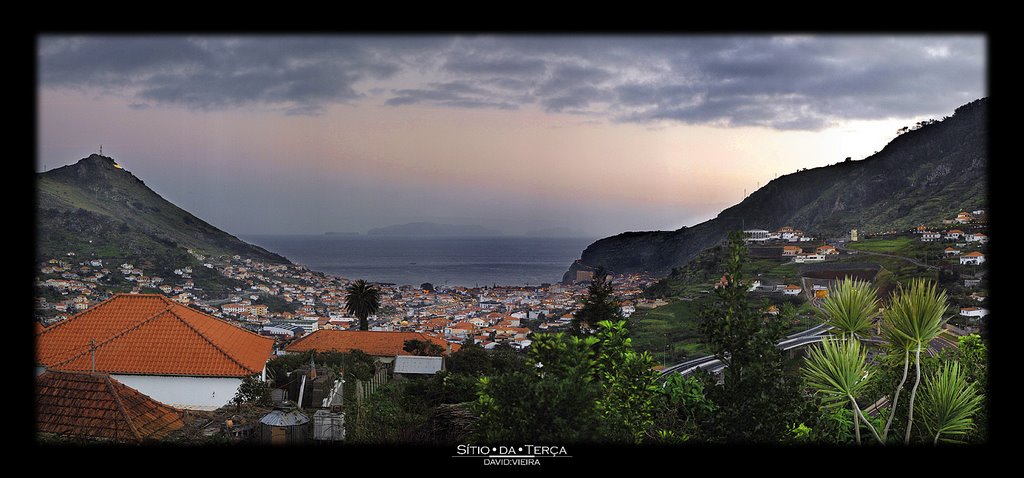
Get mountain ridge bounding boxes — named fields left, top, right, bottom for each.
left=563, top=97, right=988, bottom=282
left=36, top=154, right=290, bottom=269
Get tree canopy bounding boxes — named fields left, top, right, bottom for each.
left=346, top=279, right=381, bottom=331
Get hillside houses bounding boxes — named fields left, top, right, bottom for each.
left=815, top=245, right=839, bottom=255
left=782, top=245, right=802, bottom=256
left=960, top=251, right=986, bottom=265
left=794, top=253, right=826, bottom=263
left=745, top=226, right=815, bottom=244
left=35, top=244, right=657, bottom=353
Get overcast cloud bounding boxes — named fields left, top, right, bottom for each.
left=39, top=35, right=985, bottom=130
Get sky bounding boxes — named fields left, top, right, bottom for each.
left=37, top=35, right=987, bottom=238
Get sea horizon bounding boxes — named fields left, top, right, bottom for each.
left=241, top=234, right=598, bottom=288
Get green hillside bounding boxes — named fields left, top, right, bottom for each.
left=564, top=98, right=987, bottom=279
left=36, top=154, right=289, bottom=287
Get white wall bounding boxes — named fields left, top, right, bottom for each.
left=112, top=375, right=243, bottom=411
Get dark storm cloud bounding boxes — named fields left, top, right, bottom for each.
left=40, top=35, right=985, bottom=128
left=39, top=36, right=410, bottom=114
left=385, top=80, right=520, bottom=110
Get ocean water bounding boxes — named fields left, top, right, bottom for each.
left=240, top=235, right=596, bottom=287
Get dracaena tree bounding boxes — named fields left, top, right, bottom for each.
left=918, top=361, right=983, bottom=445
left=882, top=279, right=948, bottom=444
left=820, top=277, right=879, bottom=339
left=802, top=278, right=982, bottom=445
left=802, top=336, right=880, bottom=445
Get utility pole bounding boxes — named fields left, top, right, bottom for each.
left=90, top=338, right=96, bottom=372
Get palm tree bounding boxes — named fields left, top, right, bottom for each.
left=918, top=361, right=983, bottom=445
left=802, top=336, right=882, bottom=445
left=881, top=279, right=948, bottom=444
left=820, top=277, right=879, bottom=339
left=345, top=279, right=381, bottom=331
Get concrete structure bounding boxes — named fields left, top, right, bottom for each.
left=959, top=307, right=989, bottom=318
left=743, top=229, right=771, bottom=242
left=394, top=355, right=444, bottom=376
left=794, top=253, right=826, bottom=263
left=850, top=229, right=858, bottom=241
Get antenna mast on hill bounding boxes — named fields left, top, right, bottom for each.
left=99, top=145, right=103, bottom=156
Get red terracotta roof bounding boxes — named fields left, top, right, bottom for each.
left=964, top=251, right=985, bottom=257
left=36, top=370, right=185, bottom=442
left=285, top=330, right=452, bottom=356
left=36, top=294, right=274, bottom=377
left=35, top=322, right=46, bottom=335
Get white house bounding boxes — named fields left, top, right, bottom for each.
left=748, top=280, right=762, bottom=292
left=783, top=284, right=803, bottom=295
left=944, top=247, right=961, bottom=256
left=959, top=307, right=989, bottom=318
left=743, top=229, right=771, bottom=242
left=794, top=253, right=826, bottom=263
left=966, top=233, right=988, bottom=244
left=960, top=252, right=986, bottom=265
left=945, top=229, right=964, bottom=240
left=262, top=323, right=304, bottom=338
left=36, top=294, right=274, bottom=411
left=920, top=232, right=942, bottom=242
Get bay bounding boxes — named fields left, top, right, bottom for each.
left=241, top=235, right=595, bottom=287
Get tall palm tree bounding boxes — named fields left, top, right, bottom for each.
left=345, top=279, right=381, bottom=331
left=882, top=279, right=948, bottom=444
left=821, top=277, right=879, bottom=339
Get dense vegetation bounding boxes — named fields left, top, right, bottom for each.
left=266, top=233, right=986, bottom=445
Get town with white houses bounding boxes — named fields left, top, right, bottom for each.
left=35, top=248, right=659, bottom=354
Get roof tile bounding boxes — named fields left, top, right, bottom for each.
left=36, top=370, right=185, bottom=441
left=37, top=294, right=274, bottom=377
left=285, top=330, right=453, bottom=356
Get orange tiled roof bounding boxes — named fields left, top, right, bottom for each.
left=964, top=251, right=984, bottom=257
left=285, top=329, right=453, bottom=356
left=785, top=284, right=802, bottom=290
left=36, top=370, right=185, bottom=442
left=35, top=322, right=46, bottom=335
left=36, top=294, right=273, bottom=377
